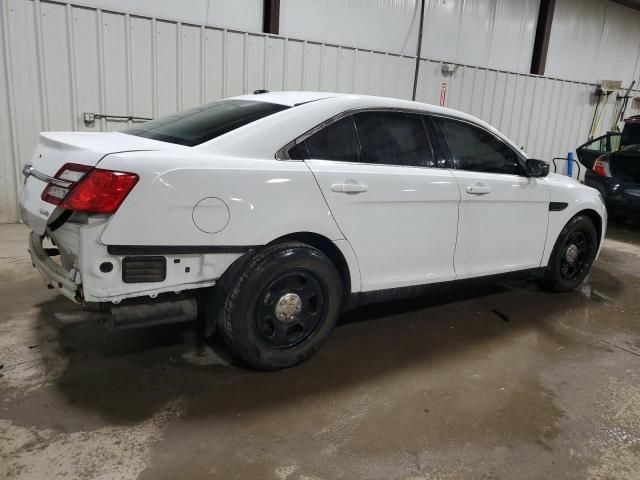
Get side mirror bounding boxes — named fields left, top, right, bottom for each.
left=525, top=159, right=549, bottom=178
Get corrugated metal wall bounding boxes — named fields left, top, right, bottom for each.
left=547, top=0, right=640, bottom=84
left=48, top=0, right=264, bottom=32
left=1, top=0, right=639, bottom=223
left=280, top=0, right=540, bottom=73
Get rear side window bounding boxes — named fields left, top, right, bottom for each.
left=122, top=100, right=289, bottom=146
left=353, top=111, right=434, bottom=167
left=437, top=118, right=522, bottom=175
left=289, top=116, right=360, bottom=162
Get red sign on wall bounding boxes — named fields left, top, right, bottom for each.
left=439, top=82, right=447, bottom=107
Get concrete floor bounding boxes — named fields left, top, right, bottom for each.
left=1, top=223, right=640, bottom=480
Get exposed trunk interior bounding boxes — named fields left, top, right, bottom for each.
left=610, top=148, right=640, bottom=183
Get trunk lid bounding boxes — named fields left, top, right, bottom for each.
left=20, top=131, right=178, bottom=234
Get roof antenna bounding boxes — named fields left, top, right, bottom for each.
left=253, top=89, right=269, bottom=94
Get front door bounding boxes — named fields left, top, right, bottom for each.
left=289, top=111, right=460, bottom=292
left=433, top=116, right=550, bottom=279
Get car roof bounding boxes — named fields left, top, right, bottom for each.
left=625, top=115, right=640, bottom=124
left=212, top=91, right=526, bottom=158
left=229, top=91, right=344, bottom=107
left=230, top=90, right=479, bottom=120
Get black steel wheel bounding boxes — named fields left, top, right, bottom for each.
left=254, top=270, right=327, bottom=349
left=559, top=230, right=589, bottom=281
left=540, top=214, right=599, bottom=292
left=218, top=242, right=342, bottom=370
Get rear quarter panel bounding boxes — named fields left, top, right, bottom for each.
left=98, top=152, right=361, bottom=293
left=99, top=152, right=344, bottom=246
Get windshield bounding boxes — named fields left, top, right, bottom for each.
left=122, top=100, right=290, bottom=146
left=621, top=122, right=640, bottom=147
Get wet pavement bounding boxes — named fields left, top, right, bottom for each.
left=1, top=222, right=640, bottom=479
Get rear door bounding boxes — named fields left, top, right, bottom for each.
left=432, top=116, right=550, bottom=278
left=293, top=110, right=460, bottom=292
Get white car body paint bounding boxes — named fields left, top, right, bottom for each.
left=19, top=92, right=606, bottom=305
left=306, top=159, right=460, bottom=291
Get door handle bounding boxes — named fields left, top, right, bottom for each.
left=331, top=183, right=368, bottom=194
left=466, top=185, right=491, bottom=195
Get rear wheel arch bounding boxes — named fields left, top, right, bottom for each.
left=268, top=232, right=352, bottom=305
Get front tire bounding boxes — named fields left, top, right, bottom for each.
left=540, top=215, right=598, bottom=292
left=219, top=242, right=342, bottom=370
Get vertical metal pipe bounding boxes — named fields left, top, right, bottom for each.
left=411, top=0, right=426, bottom=101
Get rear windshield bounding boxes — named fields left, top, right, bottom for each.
left=121, top=100, right=289, bottom=146
left=621, top=122, right=640, bottom=147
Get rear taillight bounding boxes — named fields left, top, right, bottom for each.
left=61, top=169, right=138, bottom=214
left=593, top=156, right=611, bottom=177
left=41, top=163, right=92, bottom=205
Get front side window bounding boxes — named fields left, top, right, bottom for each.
left=122, top=100, right=289, bottom=146
left=288, top=116, right=360, bottom=162
left=437, top=118, right=522, bottom=175
left=353, top=111, right=434, bottom=167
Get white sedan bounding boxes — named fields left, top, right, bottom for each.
left=20, top=91, right=606, bottom=369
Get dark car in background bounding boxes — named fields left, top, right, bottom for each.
left=580, top=116, right=640, bottom=219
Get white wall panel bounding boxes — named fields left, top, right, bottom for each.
left=266, top=36, right=285, bottom=91
left=203, top=28, right=224, bottom=102
left=65, top=0, right=263, bottom=32
left=180, top=25, right=203, bottom=110
left=2, top=0, right=640, bottom=223
left=156, top=20, right=178, bottom=116
left=280, top=0, right=421, bottom=56
left=0, top=0, right=18, bottom=219
left=547, top=0, right=640, bottom=84
left=246, top=34, right=266, bottom=95
left=280, top=0, right=539, bottom=74
left=304, top=42, right=323, bottom=91
left=225, top=31, right=245, bottom=97
left=130, top=16, right=153, bottom=118
left=321, top=45, right=339, bottom=92
left=72, top=6, right=101, bottom=132
left=284, top=40, right=304, bottom=90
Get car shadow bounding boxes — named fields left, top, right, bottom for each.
left=24, top=265, right=624, bottom=427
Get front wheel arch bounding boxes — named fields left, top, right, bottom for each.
left=540, top=213, right=599, bottom=292
left=575, top=208, right=603, bottom=251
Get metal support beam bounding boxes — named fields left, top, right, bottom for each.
left=412, top=0, right=426, bottom=101
left=263, top=0, right=280, bottom=35
left=530, top=0, right=556, bottom=75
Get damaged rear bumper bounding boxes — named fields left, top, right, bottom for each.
left=27, top=231, right=80, bottom=303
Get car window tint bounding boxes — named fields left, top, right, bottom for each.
left=287, top=141, right=309, bottom=160
left=121, top=100, right=289, bottom=147
left=353, top=112, right=434, bottom=167
left=438, top=118, right=521, bottom=175
left=296, top=116, right=360, bottom=162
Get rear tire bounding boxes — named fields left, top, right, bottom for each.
left=218, top=242, right=342, bottom=370
left=539, top=215, right=598, bottom=292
